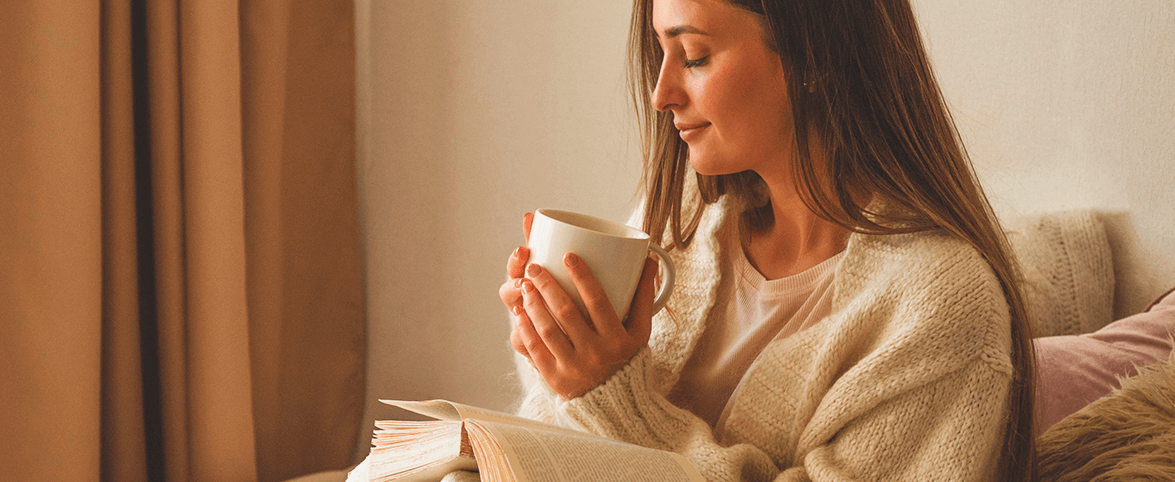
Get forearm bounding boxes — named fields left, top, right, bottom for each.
left=519, top=347, right=780, bottom=482
left=521, top=346, right=1013, bottom=482
left=798, top=360, right=1011, bottom=482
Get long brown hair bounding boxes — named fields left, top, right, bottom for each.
left=628, top=0, right=1037, bottom=480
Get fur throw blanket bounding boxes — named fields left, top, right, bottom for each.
left=1038, top=348, right=1175, bottom=481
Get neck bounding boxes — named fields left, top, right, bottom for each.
left=741, top=176, right=850, bottom=280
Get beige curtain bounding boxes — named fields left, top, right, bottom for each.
left=0, top=1, right=366, bottom=481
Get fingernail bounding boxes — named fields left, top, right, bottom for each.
left=526, top=263, right=541, bottom=277
left=522, top=281, right=534, bottom=295
left=511, top=305, right=522, bottom=316
left=513, top=247, right=522, bottom=257
left=564, top=253, right=579, bottom=267
left=514, top=278, right=524, bottom=288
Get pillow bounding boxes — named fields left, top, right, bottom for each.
left=1033, top=287, right=1175, bottom=437
left=1037, top=335, right=1175, bottom=481
left=1005, top=210, right=1115, bottom=337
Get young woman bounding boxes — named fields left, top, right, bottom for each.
left=498, top=0, right=1038, bottom=481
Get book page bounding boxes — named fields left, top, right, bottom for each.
left=380, top=399, right=587, bottom=437
left=369, top=456, right=479, bottom=482
left=380, top=399, right=464, bottom=421
left=469, top=419, right=705, bottom=482
left=368, top=420, right=478, bottom=482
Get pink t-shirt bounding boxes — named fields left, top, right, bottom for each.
left=669, top=245, right=842, bottom=431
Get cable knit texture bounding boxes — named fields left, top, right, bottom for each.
left=1005, top=210, right=1114, bottom=336
left=515, top=192, right=1016, bottom=481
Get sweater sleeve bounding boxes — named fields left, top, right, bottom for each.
left=534, top=345, right=1012, bottom=482
left=789, top=358, right=1011, bottom=481
left=517, top=347, right=781, bottom=480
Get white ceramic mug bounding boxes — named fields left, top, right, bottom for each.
left=526, top=209, right=675, bottom=324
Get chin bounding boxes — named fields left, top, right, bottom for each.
left=687, top=153, right=741, bottom=177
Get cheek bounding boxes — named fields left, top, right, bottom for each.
left=703, top=66, right=752, bottom=118
left=703, top=66, right=780, bottom=147
left=741, top=68, right=793, bottom=138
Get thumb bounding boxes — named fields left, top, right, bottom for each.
left=625, top=257, right=658, bottom=343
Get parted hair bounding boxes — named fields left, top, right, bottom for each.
left=627, top=0, right=1037, bottom=480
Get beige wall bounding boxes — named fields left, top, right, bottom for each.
left=353, top=0, right=641, bottom=461
left=354, top=0, right=1174, bottom=460
left=913, top=0, right=1175, bottom=317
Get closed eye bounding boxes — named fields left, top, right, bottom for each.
left=683, top=56, right=709, bottom=68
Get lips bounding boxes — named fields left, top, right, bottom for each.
left=674, top=122, right=710, bottom=131
left=675, top=122, right=710, bottom=141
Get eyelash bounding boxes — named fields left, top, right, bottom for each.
left=683, top=56, right=709, bottom=68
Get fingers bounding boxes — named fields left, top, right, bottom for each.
left=520, top=278, right=575, bottom=359
left=515, top=262, right=654, bottom=401
left=511, top=306, right=555, bottom=372
left=501, top=246, right=531, bottom=310
left=523, top=212, right=534, bottom=243
left=509, top=308, right=527, bottom=354
left=562, top=253, right=625, bottom=338
left=506, top=246, right=530, bottom=280
left=624, top=257, right=658, bottom=343
left=525, top=263, right=596, bottom=344
left=499, top=278, right=524, bottom=309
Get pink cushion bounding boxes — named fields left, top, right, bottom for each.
left=1033, top=288, right=1175, bottom=437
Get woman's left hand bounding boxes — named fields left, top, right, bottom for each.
left=510, top=253, right=656, bottom=400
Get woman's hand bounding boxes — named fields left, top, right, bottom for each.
left=498, top=213, right=535, bottom=314
left=510, top=252, right=656, bottom=400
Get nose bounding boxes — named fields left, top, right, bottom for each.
left=652, top=57, right=684, bottom=112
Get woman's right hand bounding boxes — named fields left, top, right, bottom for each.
left=499, top=212, right=535, bottom=314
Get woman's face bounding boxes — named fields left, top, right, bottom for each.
left=651, top=0, right=795, bottom=179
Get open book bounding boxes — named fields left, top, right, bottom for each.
left=365, top=399, right=705, bottom=482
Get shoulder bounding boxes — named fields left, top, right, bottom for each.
left=832, top=230, right=1014, bottom=374
left=838, top=230, right=1003, bottom=305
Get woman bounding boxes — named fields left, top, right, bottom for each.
left=499, top=0, right=1037, bottom=481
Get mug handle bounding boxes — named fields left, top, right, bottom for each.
left=648, top=244, right=676, bottom=314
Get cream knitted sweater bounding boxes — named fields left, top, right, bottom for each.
left=513, top=194, right=1015, bottom=481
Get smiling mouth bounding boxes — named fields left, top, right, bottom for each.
left=676, top=123, right=710, bottom=141
left=675, top=123, right=709, bottom=132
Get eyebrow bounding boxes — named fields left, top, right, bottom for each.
left=661, top=25, right=709, bottom=38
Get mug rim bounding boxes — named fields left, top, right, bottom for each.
left=535, top=208, right=650, bottom=241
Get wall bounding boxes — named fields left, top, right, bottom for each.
left=913, top=0, right=1175, bottom=318
left=353, top=0, right=641, bottom=461
left=354, top=0, right=1175, bottom=461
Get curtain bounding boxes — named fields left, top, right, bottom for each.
left=0, top=1, right=366, bottom=481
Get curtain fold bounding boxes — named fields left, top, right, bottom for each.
left=101, top=1, right=150, bottom=481
left=238, top=2, right=367, bottom=480
left=0, top=1, right=366, bottom=481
